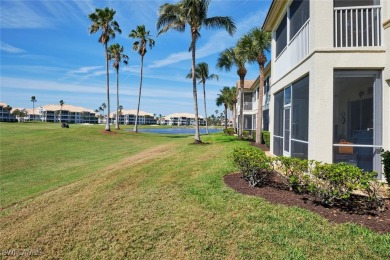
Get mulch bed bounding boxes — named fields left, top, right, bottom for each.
left=224, top=172, right=390, bottom=234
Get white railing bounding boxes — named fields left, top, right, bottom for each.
left=274, top=20, right=310, bottom=82
left=334, top=6, right=381, bottom=47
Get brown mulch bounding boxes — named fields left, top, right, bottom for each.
left=224, top=172, right=390, bottom=234
left=250, top=142, right=270, bottom=151
left=100, top=130, right=118, bottom=135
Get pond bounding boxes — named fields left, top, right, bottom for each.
left=136, top=127, right=222, bottom=135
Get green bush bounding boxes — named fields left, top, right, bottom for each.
left=380, top=149, right=390, bottom=185
left=223, top=127, right=235, bottom=136
left=232, top=147, right=273, bottom=187
left=242, top=130, right=251, bottom=139
left=309, top=162, right=382, bottom=209
left=275, top=156, right=310, bottom=193
left=262, top=131, right=270, bottom=147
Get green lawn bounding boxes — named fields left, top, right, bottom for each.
left=0, top=122, right=389, bottom=259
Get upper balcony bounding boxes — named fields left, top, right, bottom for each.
left=334, top=5, right=382, bottom=47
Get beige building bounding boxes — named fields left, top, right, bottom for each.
left=160, top=113, right=206, bottom=126
left=0, top=102, right=16, bottom=122
left=263, top=0, right=389, bottom=178
left=110, top=109, right=157, bottom=125
left=39, top=104, right=98, bottom=124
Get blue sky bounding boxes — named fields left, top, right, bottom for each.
left=1, top=0, right=271, bottom=117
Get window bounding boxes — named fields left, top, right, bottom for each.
left=284, top=86, right=291, bottom=105
left=275, top=14, right=287, bottom=57
left=334, top=0, right=379, bottom=8
left=291, top=76, right=309, bottom=159
left=289, top=0, right=310, bottom=39
left=273, top=91, right=284, bottom=156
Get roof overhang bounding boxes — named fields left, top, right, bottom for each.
left=262, top=0, right=290, bottom=31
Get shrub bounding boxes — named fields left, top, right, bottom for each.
left=309, top=162, right=383, bottom=209
left=232, top=147, right=273, bottom=187
left=262, top=131, right=270, bottom=147
left=380, top=149, right=390, bottom=185
left=274, top=156, right=310, bottom=193
left=223, top=127, right=235, bottom=136
left=242, top=130, right=251, bottom=139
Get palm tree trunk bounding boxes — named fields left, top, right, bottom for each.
left=256, top=63, right=265, bottom=144
left=134, top=55, right=144, bottom=132
left=116, top=69, right=120, bottom=130
left=232, top=104, right=237, bottom=133
left=239, top=76, right=245, bottom=139
left=191, top=34, right=201, bottom=143
left=202, top=82, right=208, bottom=134
left=32, top=103, right=34, bottom=122
left=105, top=43, right=111, bottom=131
left=224, top=105, right=228, bottom=131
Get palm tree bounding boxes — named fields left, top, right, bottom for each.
left=216, top=86, right=232, bottom=131
left=186, top=62, right=218, bottom=134
left=157, top=0, right=236, bottom=143
left=59, top=100, right=64, bottom=123
left=101, top=103, right=107, bottom=123
left=216, top=46, right=248, bottom=139
left=31, top=96, right=37, bottom=121
left=88, top=7, right=121, bottom=131
left=228, top=86, right=238, bottom=132
left=239, top=28, right=271, bottom=144
left=129, top=25, right=155, bottom=133
left=5, top=105, right=12, bottom=121
left=107, top=43, right=129, bottom=130
left=118, top=105, right=123, bottom=115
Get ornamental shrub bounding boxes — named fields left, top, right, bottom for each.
left=262, top=131, right=270, bottom=147
left=274, top=156, right=310, bottom=193
left=380, top=149, right=390, bottom=185
left=223, top=127, right=235, bottom=136
left=232, top=147, right=273, bottom=187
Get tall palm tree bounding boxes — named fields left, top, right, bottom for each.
left=5, top=105, right=12, bottom=121
left=186, top=62, right=218, bottom=134
left=31, top=96, right=37, bottom=121
left=227, top=86, right=237, bottom=131
left=157, top=0, right=236, bottom=143
left=129, top=25, right=155, bottom=133
left=216, top=46, right=248, bottom=139
left=59, top=100, right=64, bottom=123
left=239, top=28, right=271, bottom=144
left=88, top=7, right=121, bottom=131
left=107, top=43, right=129, bottom=130
left=216, top=86, right=232, bottom=131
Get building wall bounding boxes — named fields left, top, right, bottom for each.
left=269, top=0, right=389, bottom=170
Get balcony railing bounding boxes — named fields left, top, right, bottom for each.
left=274, top=20, right=310, bottom=82
left=334, top=6, right=381, bottom=47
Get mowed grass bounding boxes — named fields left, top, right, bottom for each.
left=0, top=123, right=389, bottom=259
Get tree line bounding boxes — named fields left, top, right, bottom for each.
left=88, top=0, right=270, bottom=144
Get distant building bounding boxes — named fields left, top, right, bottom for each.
left=0, top=102, right=16, bottom=122
left=235, top=64, right=271, bottom=133
left=39, top=104, right=98, bottom=124
left=111, top=110, right=157, bottom=125
left=161, top=113, right=206, bottom=126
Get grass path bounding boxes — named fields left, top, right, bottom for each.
left=0, top=123, right=389, bottom=259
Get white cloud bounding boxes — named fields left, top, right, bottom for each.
left=0, top=1, right=51, bottom=29
left=0, top=42, right=25, bottom=53
left=69, top=66, right=104, bottom=74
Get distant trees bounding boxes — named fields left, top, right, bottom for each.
left=217, top=46, right=248, bottom=139
left=239, top=28, right=271, bottom=144
left=108, top=43, right=128, bottom=130
left=59, top=100, right=64, bottom=123
left=186, top=62, right=218, bottom=134
left=129, top=25, right=155, bottom=133
left=88, top=7, right=121, bottom=132
left=31, top=96, right=37, bottom=121
left=216, top=86, right=232, bottom=131
left=157, top=0, right=236, bottom=143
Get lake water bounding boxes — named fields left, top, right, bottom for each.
left=137, top=128, right=222, bottom=135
